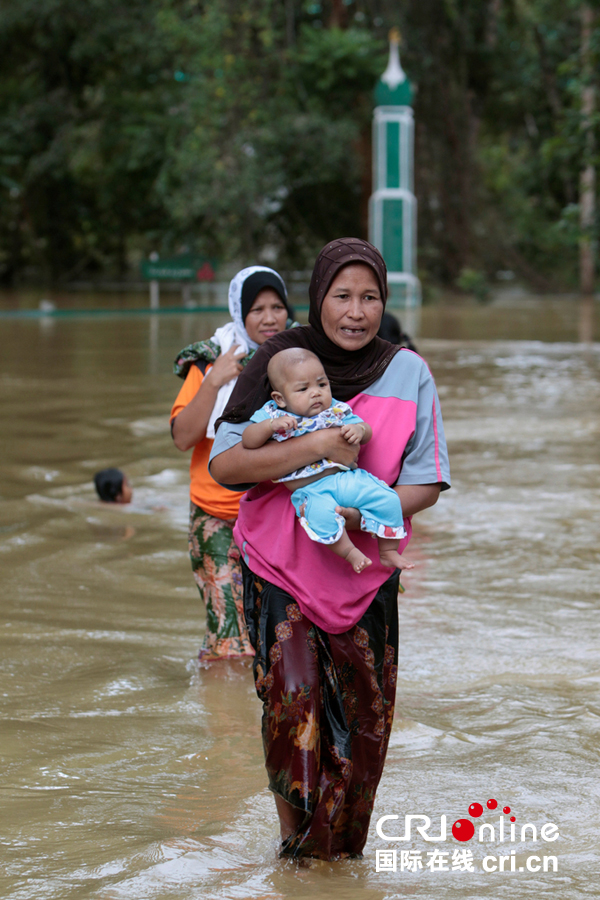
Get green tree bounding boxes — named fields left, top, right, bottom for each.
left=0, top=0, right=183, bottom=280
left=1, top=0, right=598, bottom=289
left=0, top=0, right=383, bottom=281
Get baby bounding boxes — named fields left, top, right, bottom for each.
left=242, top=348, right=413, bottom=574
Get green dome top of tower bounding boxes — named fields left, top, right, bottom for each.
left=375, top=29, right=413, bottom=107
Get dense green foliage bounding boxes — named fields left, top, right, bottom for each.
left=0, top=0, right=598, bottom=288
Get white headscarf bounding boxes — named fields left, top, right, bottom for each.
left=206, top=266, right=288, bottom=438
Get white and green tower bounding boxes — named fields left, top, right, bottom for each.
left=369, top=30, right=421, bottom=310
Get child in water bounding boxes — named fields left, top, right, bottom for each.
left=93, top=468, right=133, bottom=503
left=242, top=348, right=413, bottom=574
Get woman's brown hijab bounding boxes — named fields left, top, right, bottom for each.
left=216, top=238, right=400, bottom=427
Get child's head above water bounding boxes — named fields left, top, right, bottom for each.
left=93, top=468, right=133, bottom=503
left=267, top=348, right=332, bottom=418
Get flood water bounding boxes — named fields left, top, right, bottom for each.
left=1, top=304, right=599, bottom=899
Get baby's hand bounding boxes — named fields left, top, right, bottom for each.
left=340, top=423, right=365, bottom=445
left=271, top=415, right=297, bottom=435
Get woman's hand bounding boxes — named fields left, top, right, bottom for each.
left=337, top=484, right=443, bottom=532
left=335, top=506, right=362, bottom=531
left=317, top=427, right=360, bottom=469
left=172, top=347, right=247, bottom=452
left=204, top=345, right=246, bottom=389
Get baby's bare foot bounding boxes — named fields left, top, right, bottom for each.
left=346, top=548, right=372, bottom=573
left=379, top=549, right=415, bottom=569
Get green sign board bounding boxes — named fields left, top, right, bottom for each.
left=368, top=33, right=421, bottom=309
left=141, top=256, right=216, bottom=281
left=381, top=198, right=404, bottom=272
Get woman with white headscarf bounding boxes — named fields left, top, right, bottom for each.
left=171, top=267, right=294, bottom=661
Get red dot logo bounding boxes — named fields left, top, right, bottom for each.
left=503, top=806, right=511, bottom=815
left=452, top=818, right=475, bottom=841
left=468, top=802, right=483, bottom=817
left=487, top=798, right=498, bottom=809
left=510, top=816, right=516, bottom=822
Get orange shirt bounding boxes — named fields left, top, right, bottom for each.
left=170, top=365, right=245, bottom=519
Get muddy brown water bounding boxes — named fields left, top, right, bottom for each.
left=1, top=301, right=599, bottom=899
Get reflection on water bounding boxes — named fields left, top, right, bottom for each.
left=0, top=314, right=599, bottom=900
left=0, top=287, right=598, bottom=346
left=418, top=294, right=598, bottom=344
left=578, top=295, right=595, bottom=344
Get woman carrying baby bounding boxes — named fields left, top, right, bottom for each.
left=242, top=347, right=413, bottom=574
left=210, top=238, right=451, bottom=859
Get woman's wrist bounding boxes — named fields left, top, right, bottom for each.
left=316, top=428, right=333, bottom=457
left=203, top=368, right=222, bottom=390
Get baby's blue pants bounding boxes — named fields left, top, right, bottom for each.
left=290, top=468, right=404, bottom=545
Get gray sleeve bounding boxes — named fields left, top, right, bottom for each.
left=208, top=421, right=257, bottom=492
left=395, top=363, right=451, bottom=490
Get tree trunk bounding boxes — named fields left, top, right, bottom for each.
left=329, top=0, right=347, bottom=28
left=580, top=4, right=596, bottom=296
left=485, top=0, right=502, bottom=48
left=285, top=0, right=295, bottom=46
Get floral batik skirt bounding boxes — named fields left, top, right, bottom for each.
left=188, top=503, right=254, bottom=661
left=241, top=559, right=400, bottom=860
